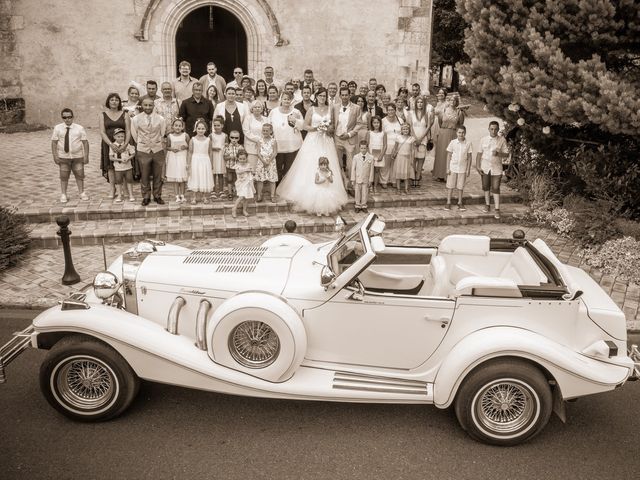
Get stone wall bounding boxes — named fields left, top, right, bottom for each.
left=0, top=0, right=25, bottom=127
left=13, top=0, right=433, bottom=127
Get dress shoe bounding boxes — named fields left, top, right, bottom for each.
left=141, top=198, right=150, bottom=206
left=361, top=207, right=368, bottom=213
left=154, top=197, right=165, bottom=205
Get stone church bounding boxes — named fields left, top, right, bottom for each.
left=1, top=0, right=434, bottom=127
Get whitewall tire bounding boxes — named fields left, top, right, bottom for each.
left=39, top=335, right=140, bottom=421
left=454, top=359, right=552, bottom=446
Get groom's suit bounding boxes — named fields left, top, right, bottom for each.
left=332, top=102, right=364, bottom=186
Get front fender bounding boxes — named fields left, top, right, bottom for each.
left=433, top=327, right=632, bottom=408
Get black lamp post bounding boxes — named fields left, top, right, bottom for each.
left=56, top=216, right=81, bottom=285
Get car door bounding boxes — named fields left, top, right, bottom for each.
left=302, top=287, right=455, bottom=369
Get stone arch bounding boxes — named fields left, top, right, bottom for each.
left=141, top=0, right=287, bottom=81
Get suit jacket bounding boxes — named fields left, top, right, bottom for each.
left=332, top=102, right=364, bottom=145
left=198, top=74, right=227, bottom=101
left=364, top=104, right=384, bottom=121
left=351, top=152, right=374, bottom=183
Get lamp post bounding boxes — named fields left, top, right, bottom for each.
left=56, top=216, right=81, bottom=285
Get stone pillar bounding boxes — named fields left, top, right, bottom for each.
left=0, top=0, right=25, bottom=128
left=397, top=0, right=432, bottom=94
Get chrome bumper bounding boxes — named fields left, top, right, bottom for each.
left=630, top=345, right=640, bottom=380
left=0, top=324, right=35, bottom=384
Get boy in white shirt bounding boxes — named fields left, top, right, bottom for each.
left=351, top=140, right=374, bottom=213
left=109, top=128, right=137, bottom=202
left=445, top=126, right=473, bottom=211
left=475, top=120, right=509, bottom=219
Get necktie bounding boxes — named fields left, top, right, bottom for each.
left=64, top=126, right=70, bottom=153
left=147, top=115, right=152, bottom=128
left=342, top=107, right=347, bottom=112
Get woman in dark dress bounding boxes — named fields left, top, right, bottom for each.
left=99, top=93, right=131, bottom=198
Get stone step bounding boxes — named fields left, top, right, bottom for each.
left=21, top=189, right=522, bottom=224
left=30, top=203, right=528, bottom=248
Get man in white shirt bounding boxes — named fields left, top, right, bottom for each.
left=50, top=108, right=90, bottom=203
left=131, top=98, right=167, bottom=205
left=263, top=65, right=280, bottom=92
left=227, top=67, right=244, bottom=89
left=476, top=120, right=509, bottom=219
left=327, top=82, right=338, bottom=107
left=172, top=61, right=198, bottom=106
left=332, top=87, right=364, bottom=190
left=445, top=126, right=473, bottom=210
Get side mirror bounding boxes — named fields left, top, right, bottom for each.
left=320, top=265, right=336, bottom=290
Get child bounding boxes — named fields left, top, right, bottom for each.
left=223, top=130, right=243, bottom=199
left=186, top=118, right=214, bottom=204
left=255, top=123, right=278, bottom=203
left=51, top=108, right=90, bottom=203
left=232, top=148, right=255, bottom=218
left=109, top=128, right=136, bottom=202
left=165, top=118, right=189, bottom=203
left=351, top=140, right=374, bottom=213
left=366, top=116, right=387, bottom=193
left=210, top=116, right=227, bottom=198
left=392, top=123, right=415, bottom=194
left=312, top=157, right=335, bottom=217
left=445, top=126, right=473, bottom=210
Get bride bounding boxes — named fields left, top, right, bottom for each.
left=277, top=87, right=348, bottom=215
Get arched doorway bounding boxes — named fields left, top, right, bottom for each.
left=175, top=6, right=248, bottom=80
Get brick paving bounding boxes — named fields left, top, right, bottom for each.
left=1, top=223, right=638, bottom=332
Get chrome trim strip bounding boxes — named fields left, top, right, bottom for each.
left=195, top=299, right=212, bottom=351
left=0, top=325, right=35, bottom=384
left=333, top=384, right=428, bottom=396
left=333, top=371, right=429, bottom=396
left=166, top=296, right=186, bottom=335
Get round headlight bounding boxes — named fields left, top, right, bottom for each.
left=93, top=271, right=120, bottom=299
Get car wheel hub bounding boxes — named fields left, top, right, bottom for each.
left=57, top=358, right=115, bottom=410
left=229, top=320, right=280, bottom=369
left=475, top=380, right=535, bottom=434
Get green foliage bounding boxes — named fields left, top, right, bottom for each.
left=457, top=0, right=640, bottom=215
left=582, top=237, right=640, bottom=284
left=0, top=206, right=31, bottom=272
left=432, top=0, right=469, bottom=66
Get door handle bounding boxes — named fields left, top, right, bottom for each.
left=424, top=316, right=450, bottom=328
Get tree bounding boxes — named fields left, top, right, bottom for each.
left=431, top=0, right=469, bottom=90
left=457, top=0, right=640, bottom=214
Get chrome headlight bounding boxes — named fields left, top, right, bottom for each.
left=93, top=271, right=120, bottom=299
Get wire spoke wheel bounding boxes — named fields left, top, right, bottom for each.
left=474, top=380, right=537, bottom=435
left=55, top=356, right=117, bottom=411
left=229, top=320, right=280, bottom=368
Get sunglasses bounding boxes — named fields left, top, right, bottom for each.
left=230, top=136, right=240, bottom=140
left=62, top=116, right=73, bottom=119
left=234, top=71, right=242, bottom=75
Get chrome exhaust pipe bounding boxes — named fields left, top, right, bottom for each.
left=195, top=299, right=211, bottom=351
left=166, top=296, right=186, bottom=335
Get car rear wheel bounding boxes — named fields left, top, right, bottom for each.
left=454, top=359, right=552, bottom=446
left=40, top=335, right=139, bottom=421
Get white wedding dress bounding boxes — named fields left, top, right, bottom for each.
left=277, top=108, right=348, bottom=215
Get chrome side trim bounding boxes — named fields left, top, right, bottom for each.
left=166, top=296, right=186, bottom=335
left=195, top=299, right=212, bottom=351
left=0, top=325, right=35, bottom=384
left=332, top=371, right=429, bottom=396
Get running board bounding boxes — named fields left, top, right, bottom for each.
left=333, top=371, right=432, bottom=398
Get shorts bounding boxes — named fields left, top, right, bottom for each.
left=446, top=172, right=466, bottom=190
left=481, top=171, right=502, bottom=194
left=114, top=168, right=134, bottom=184
left=59, top=157, right=85, bottom=180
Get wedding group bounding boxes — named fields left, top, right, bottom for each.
left=53, top=60, right=509, bottom=219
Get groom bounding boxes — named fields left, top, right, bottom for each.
left=332, top=87, right=364, bottom=190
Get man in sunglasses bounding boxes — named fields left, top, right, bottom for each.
left=227, top=67, right=245, bottom=90
left=51, top=108, right=90, bottom=203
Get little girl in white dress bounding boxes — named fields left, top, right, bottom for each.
left=232, top=148, right=255, bottom=218
left=187, top=118, right=214, bottom=204
left=165, top=118, right=189, bottom=203
left=309, top=157, right=342, bottom=216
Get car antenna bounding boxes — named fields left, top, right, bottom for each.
left=101, top=238, right=107, bottom=270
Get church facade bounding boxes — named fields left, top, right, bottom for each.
left=2, top=0, right=434, bottom=126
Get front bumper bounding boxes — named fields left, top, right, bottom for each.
left=0, top=324, right=35, bottom=383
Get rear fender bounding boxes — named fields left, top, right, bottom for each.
left=433, top=327, right=632, bottom=408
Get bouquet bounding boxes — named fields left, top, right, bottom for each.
left=317, top=119, right=331, bottom=135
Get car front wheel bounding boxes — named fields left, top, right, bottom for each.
left=454, top=359, right=552, bottom=446
left=40, top=335, right=140, bottom=421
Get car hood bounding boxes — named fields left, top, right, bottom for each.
left=135, top=244, right=303, bottom=295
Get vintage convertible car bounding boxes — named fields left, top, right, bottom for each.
left=2, top=213, right=639, bottom=446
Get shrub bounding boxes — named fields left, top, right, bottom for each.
left=582, top=237, right=640, bottom=285
left=615, top=218, right=640, bottom=240
left=0, top=206, right=31, bottom=272
left=561, top=195, right=622, bottom=246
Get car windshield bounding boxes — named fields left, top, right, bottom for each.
left=326, top=214, right=378, bottom=275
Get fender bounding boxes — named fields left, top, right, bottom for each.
left=433, top=326, right=632, bottom=408
left=209, top=291, right=307, bottom=382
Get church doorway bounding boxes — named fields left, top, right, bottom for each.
left=175, top=6, right=248, bottom=81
